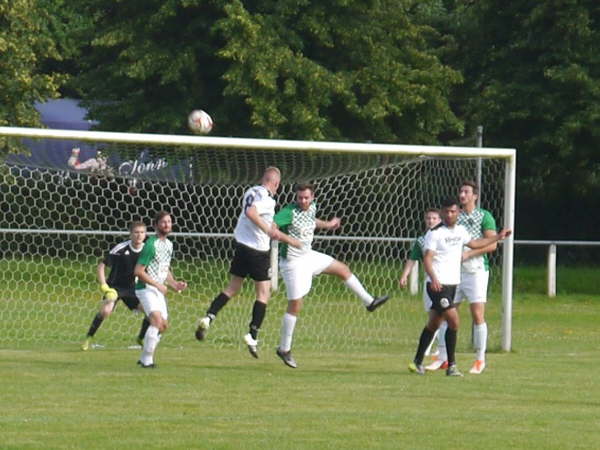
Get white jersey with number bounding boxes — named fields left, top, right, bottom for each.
left=234, top=185, right=276, bottom=252
left=423, top=223, right=471, bottom=285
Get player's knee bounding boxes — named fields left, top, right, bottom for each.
left=287, top=300, right=302, bottom=315
left=100, top=305, right=113, bottom=318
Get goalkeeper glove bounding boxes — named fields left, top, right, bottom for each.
left=100, top=283, right=118, bottom=301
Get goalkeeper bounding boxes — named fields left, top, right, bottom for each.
left=81, top=221, right=150, bottom=350
left=274, top=183, right=389, bottom=368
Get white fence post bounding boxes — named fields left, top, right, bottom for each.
left=547, top=244, right=556, bottom=297
left=409, top=261, right=419, bottom=295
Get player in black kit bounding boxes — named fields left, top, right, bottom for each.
left=81, top=221, right=150, bottom=350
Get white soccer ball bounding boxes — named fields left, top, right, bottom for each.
left=188, top=109, right=213, bottom=134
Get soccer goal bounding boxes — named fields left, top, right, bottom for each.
left=0, top=126, right=515, bottom=352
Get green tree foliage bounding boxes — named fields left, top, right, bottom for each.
left=448, top=1, right=600, bottom=237
left=217, top=0, right=462, bottom=142
left=0, top=0, right=71, bottom=128
left=72, top=0, right=462, bottom=143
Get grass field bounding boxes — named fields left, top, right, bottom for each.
left=2, top=267, right=600, bottom=449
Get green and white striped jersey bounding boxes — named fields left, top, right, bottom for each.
left=458, top=207, right=497, bottom=272
left=135, top=235, right=173, bottom=289
left=408, top=234, right=427, bottom=261
left=274, top=202, right=317, bottom=259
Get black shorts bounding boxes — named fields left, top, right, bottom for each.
left=111, top=287, right=140, bottom=311
left=229, top=242, right=271, bottom=282
left=426, top=283, right=457, bottom=314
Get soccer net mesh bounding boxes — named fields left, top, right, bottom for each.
left=0, top=128, right=512, bottom=353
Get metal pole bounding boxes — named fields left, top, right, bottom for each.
left=476, top=125, right=483, bottom=207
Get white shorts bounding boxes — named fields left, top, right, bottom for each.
left=136, top=286, right=168, bottom=320
left=455, top=271, right=489, bottom=304
left=422, top=281, right=432, bottom=312
left=280, top=250, right=334, bottom=300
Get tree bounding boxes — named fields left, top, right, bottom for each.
left=448, top=0, right=600, bottom=238
left=0, top=0, right=71, bottom=128
left=71, top=0, right=462, bottom=143
left=216, top=0, right=462, bottom=142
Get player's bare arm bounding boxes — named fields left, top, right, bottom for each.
left=467, top=229, right=511, bottom=250
left=462, top=229, right=497, bottom=261
left=97, top=261, right=108, bottom=286
left=399, top=259, right=416, bottom=287
left=166, top=270, right=187, bottom=293
left=134, top=263, right=167, bottom=295
left=423, top=249, right=442, bottom=292
left=271, top=225, right=303, bottom=249
left=316, top=217, right=341, bottom=230
left=244, top=204, right=272, bottom=235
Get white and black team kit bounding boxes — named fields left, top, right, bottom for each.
left=230, top=185, right=276, bottom=281
left=423, top=222, right=471, bottom=313
left=104, top=240, right=143, bottom=310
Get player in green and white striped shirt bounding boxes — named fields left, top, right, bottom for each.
left=273, top=183, right=389, bottom=368
left=134, top=211, right=188, bottom=368
left=399, top=208, right=442, bottom=309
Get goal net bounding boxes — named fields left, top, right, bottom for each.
left=0, top=127, right=515, bottom=352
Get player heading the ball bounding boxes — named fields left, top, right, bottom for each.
left=194, top=167, right=302, bottom=359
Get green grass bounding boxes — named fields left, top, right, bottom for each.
left=2, top=264, right=600, bottom=449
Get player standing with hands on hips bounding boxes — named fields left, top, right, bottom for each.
left=195, top=167, right=302, bottom=358
left=408, top=197, right=511, bottom=376
left=134, top=211, right=188, bottom=368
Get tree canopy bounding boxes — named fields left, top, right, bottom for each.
left=71, top=0, right=462, bottom=143
left=449, top=0, right=600, bottom=238
left=0, top=0, right=72, bottom=128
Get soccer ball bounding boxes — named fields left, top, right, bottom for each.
left=188, top=109, right=213, bottom=134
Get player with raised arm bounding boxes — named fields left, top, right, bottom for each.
left=194, top=167, right=301, bottom=358
left=134, top=211, right=187, bottom=368
left=408, top=197, right=510, bottom=376
left=430, top=180, right=499, bottom=374
left=81, top=221, right=150, bottom=351
left=274, top=183, right=389, bottom=368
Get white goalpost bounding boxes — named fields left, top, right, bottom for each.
left=0, top=126, right=516, bottom=352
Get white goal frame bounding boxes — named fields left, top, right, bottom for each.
left=0, top=126, right=516, bottom=351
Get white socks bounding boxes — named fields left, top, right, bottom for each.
left=474, top=322, right=487, bottom=361
left=436, top=321, right=487, bottom=361
left=344, top=274, right=373, bottom=306
left=279, top=313, right=297, bottom=352
left=140, top=325, right=160, bottom=365
left=437, top=320, right=448, bottom=361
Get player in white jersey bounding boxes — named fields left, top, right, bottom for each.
left=430, top=180, right=498, bottom=374
left=134, top=211, right=188, bottom=368
left=194, top=167, right=301, bottom=358
left=273, top=184, right=389, bottom=368
left=81, top=221, right=150, bottom=351
left=408, top=197, right=510, bottom=376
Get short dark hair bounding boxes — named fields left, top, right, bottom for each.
left=460, top=180, right=479, bottom=195
left=441, top=196, right=460, bottom=209
left=425, top=208, right=440, bottom=216
left=295, top=183, right=315, bottom=193
left=153, top=210, right=171, bottom=225
left=129, top=221, right=146, bottom=231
